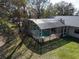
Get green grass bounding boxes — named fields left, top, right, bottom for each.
left=9, top=38, right=79, bottom=59
left=0, top=18, right=17, bottom=30
left=50, top=42, right=79, bottom=59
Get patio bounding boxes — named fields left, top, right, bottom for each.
left=42, top=34, right=60, bottom=42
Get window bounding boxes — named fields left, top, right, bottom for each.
left=75, top=29, right=79, bottom=34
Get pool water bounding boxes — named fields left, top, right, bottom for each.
left=41, top=30, right=51, bottom=36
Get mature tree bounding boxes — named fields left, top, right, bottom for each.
left=43, top=3, right=54, bottom=17
left=53, top=1, right=75, bottom=16
left=43, top=1, right=76, bottom=17
left=0, top=0, right=28, bottom=18
left=0, top=0, right=28, bottom=33
left=28, top=0, right=49, bottom=18
left=10, top=0, right=28, bottom=18
left=0, top=0, right=11, bottom=17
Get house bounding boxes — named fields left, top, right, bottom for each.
left=24, top=16, right=79, bottom=43
left=55, top=16, right=79, bottom=39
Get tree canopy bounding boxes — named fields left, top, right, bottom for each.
left=27, top=0, right=50, bottom=18
left=53, top=1, right=75, bottom=16
left=0, top=0, right=77, bottom=19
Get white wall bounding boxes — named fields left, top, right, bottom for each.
left=68, top=27, right=79, bottom=38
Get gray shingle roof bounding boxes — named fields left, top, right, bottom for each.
left=29, top=19, right=65, bottom=29
left=55, top=16, right=79, bottom=27
left=28, top=16, right=79, bottom=29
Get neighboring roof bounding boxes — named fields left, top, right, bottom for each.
left=29, top=19, right=65, bottom=29
left=55, top=16, right=79, bottom=27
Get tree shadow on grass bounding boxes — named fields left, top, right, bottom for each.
left=0, top=23, right=34, bottom=59
left=0, top=23, right=19, bottom=59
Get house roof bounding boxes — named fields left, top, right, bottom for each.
left=28, top=16, right=79, bottom=29
left=29, top=19, right=65, bottom=29
left=55, top=16, right=79, bottom=27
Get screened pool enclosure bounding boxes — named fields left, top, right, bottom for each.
left=22, top=17, right=79, bottom=54
left=24, top=19, right=65, bottom=43
left=23, top=19, right=67, bottom=54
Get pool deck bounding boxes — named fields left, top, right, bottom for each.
left=43, top=34, right=60, bottom=42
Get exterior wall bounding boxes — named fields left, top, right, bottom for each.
left=68, top=27, right=79, bottom=38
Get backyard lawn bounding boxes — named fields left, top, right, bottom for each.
left=10, top=37, right=79, bottom=59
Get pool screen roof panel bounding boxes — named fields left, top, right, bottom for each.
left=29, top=19, right=65, bottom=29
